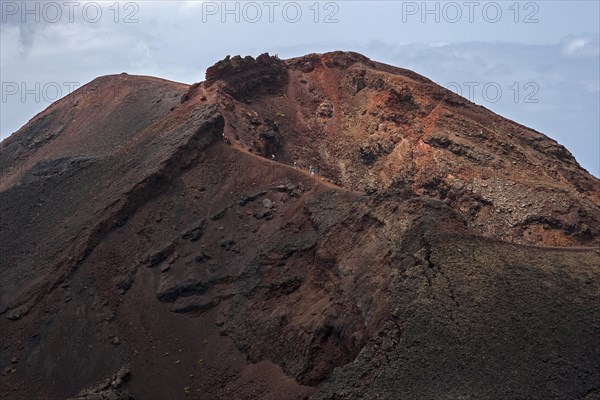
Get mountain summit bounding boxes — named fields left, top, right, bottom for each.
left=1, top=52, right=599, bottom=400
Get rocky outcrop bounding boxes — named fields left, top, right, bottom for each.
left=205, top=53, right=288, bottom=100
left=201, top=51, right=600, bottom=247
left=68, top=367, right=132, bottom=400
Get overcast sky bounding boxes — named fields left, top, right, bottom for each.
left=1, top=0, right=599, bottom=176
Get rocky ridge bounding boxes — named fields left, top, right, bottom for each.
left=0, top=52, right=598, bottom=400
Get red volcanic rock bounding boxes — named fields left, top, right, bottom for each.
left=204, top=51, right=600, bottom=247
left=0, top=52, right=599, bottom=400
left=204, top=53, right=288, bottom=101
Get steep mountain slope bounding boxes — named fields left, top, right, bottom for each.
left=0, top=52, right=599, bottom=400
left=199, top=52, right=600, bottom=247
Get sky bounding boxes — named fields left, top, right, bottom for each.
left=1, top=0, right=599, bottom=176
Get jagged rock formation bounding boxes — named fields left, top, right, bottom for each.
left=198, top=52, right=600, bottom=247
left=0, top=52, right=599, bottom=400
left=67, top=367, right=132, bottom=400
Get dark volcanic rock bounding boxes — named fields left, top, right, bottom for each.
left=181, top=220, right=205, bottom=241
left=205, top=53, right=288, bottom=100
left=68, top=367, right=132, bottom=400
left=0, top=53, right=599, bottom=400
left=143, top=242, right=176, bottom=267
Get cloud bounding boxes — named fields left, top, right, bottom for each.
left=429, top=42, right=450, bottom=48
left=178, top=1, right=207, bottom=13
left=578, top=79, right=600, bottom=93
left=130, top=42, right=156, bottom=70
left=561, top=35, right=600, bottom=58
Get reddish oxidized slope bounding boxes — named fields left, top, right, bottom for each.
left=0, top=52, right=599, bottom=400
left=193, top=51, right=600, bottom=247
